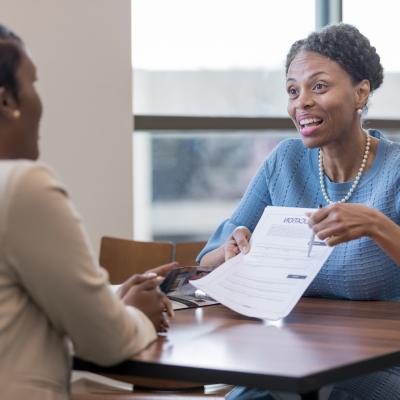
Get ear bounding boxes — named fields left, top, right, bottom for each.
left=0, top=86, right=20, bottom=120
left=354, top=79, right=370, bottom=110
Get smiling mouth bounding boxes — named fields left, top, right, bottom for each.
left=299, top=117, right=323, bottom=129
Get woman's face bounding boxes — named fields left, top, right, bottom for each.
left=286, top=51, right=364, bottom=148
left=12, top=49, right=42, bottom=160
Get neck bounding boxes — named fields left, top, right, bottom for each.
left=319, top=130, right=372, bottom=204
left=320, top=129, right=370, bottom=183
left=0, top=125, right=20, bottom=159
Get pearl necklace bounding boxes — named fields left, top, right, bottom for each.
left=319, top=131, right=371, bottom=205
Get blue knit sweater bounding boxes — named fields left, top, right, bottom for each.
left=198, top=129, right=400, bottom=301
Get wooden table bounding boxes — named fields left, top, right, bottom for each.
left=74, top=298, right=400, bottom=399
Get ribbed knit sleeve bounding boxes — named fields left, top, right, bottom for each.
left=198, top=130, right=400, bottom=300
left=196, top=145, right=277, bottom=263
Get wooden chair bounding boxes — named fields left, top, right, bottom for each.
left=174, top=241, right=206, bottom=266
left=100, top=237, right=207, bottom=283
left=100, top=237, right=174, bottom=284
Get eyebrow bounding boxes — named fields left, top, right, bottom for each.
left=286, top=71, right=328, bottom=83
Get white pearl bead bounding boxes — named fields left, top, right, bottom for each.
left=319, top=131, right=370, bottom=204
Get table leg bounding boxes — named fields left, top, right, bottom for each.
left=300, top=391, right=319, bottom=400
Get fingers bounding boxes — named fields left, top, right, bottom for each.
left=224, top=226, right=252, bottom=261
left=156, top=295, right=174, bottom=332
left=232, top=226, right=251, bottom=254
left=150, top=295, right=174, bottom=333
left=136, top=276, right=164, bottom=291
left=307, top=205, right=340, bottom=240
left=123, top=285, right=172, bottom=331
left=325, top=235, right=342, bottom=247
left=146, top=262, right=179, bottom=277
left=307, top=206, right=330, bottom=227
left=120, top=263, right=179, bottom=298
left=307, top=204, right=368, bottom=246
left=224, top=238, right=240, bottom=260
left=152, top=299, right=172, bottom=333
left=122, top=275, right=163, bottom=300
left=129, top=272, right=158, bottom=284
left=118, top=272, right=158, bottom=297
left=162, top=295, right=175, bottom=318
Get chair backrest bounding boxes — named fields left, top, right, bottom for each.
left=100, top=236, right=174, bottom=284
left=174, top=241, right=206, bottom=266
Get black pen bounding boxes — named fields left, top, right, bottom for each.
left=307, top=204, right=322, bottom=257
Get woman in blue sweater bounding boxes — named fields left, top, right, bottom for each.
left=198, top=23, right=400, bottom=400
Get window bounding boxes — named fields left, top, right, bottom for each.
left=133, top=0, right=315, bottom=117
left=134, top=130, right=294, bottom=241
left=132, top=0, right=315, bottom=241
left=132, top=0, right=400, bottom=242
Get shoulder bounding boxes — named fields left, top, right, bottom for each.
left=271, top=137, right=306, bottom=155
left=0, top=161, right=62, bottom=241
left=4, top=161, right=65, bottom=194
left=264, top=137, right=309, bottom=172
left=0, top=161, right=68, bottom=218
left=0, top=160, right=58, bottom=184
left=371, top=129, right=400, bottom=165
left=0, top=160, right=42, bottom=200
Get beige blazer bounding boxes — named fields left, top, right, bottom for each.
left=0, top=161, right=156, bottom=400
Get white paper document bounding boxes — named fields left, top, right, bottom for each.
left=191, top=206, right=334, bottom=320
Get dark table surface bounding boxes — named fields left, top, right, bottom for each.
left=74, top=298, right=400, bottom=396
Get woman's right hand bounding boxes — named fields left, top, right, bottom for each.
left=120, top=273, right=173, bottom=332
left=199, top=226, right=252, bottom=267
left=224, top=226, right=252, bottom=261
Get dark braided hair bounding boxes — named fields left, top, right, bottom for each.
left=286, top=23, right=383, bottom=92
left=0, top=24, right=24, bottom=102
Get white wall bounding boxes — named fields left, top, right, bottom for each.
left=2, top=0, right=133, bottom=254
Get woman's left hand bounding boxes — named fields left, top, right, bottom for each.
left=120, top=274, right=174, bottom=332
left=146, top=261, right=179, bottom=277
left=307, top=203, right=377, bottom=246
left=117, top=262, right=179, bottom=299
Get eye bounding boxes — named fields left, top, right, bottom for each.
left=287, top=86, right=298, bottom=99
left=313, top=82, right=328, bottom=92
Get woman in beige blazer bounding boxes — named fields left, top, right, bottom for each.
left=0, top=25, right=174, bottom=400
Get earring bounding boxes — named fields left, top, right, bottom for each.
left=357, top=108, right=363, bottom=116
left=12, top=110, right=21, bottom=119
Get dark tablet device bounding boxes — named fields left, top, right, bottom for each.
left=160, top=266, right=214, bottom=294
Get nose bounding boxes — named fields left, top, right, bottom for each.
left=295, top=89, right=314, bottom=109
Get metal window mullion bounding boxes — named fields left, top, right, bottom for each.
left=316, top=0, right=342, bottom=30
left=134, top=115, right=400, bottom=132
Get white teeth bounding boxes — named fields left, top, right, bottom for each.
left=299, top=117, right=322, bottom=127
